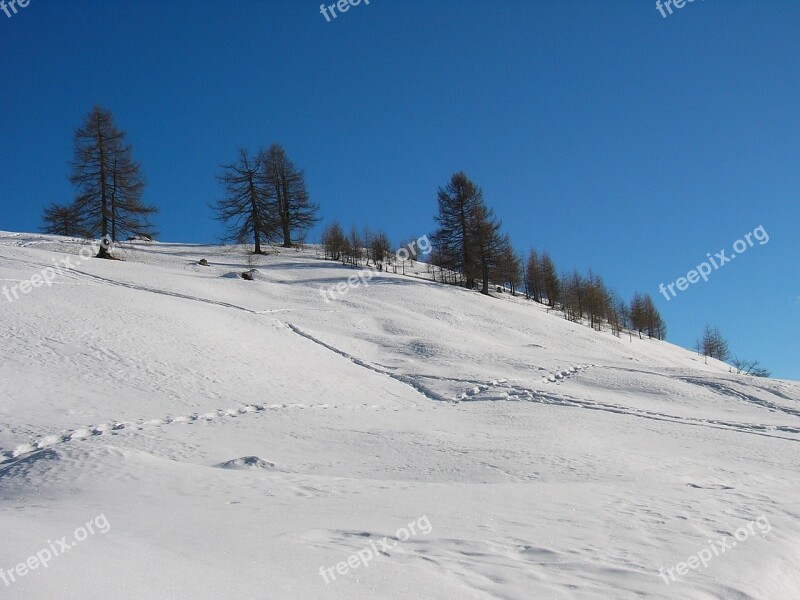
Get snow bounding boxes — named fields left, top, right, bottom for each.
left=0, top=231, right=798, bottom=599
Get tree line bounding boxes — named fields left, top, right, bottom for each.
left=426, top=172, right=666, bottom=340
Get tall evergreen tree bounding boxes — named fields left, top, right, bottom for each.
left=469, top=204, right=503, bottom=295
left=432, top=172, right=484, bottom=289
left=262, top=144, right=318, bottom=248
left=69, top=106, right=156, bottom=257
left=524, top=249, right=542, bottom=302
left=540, top=252, right=560, bottom=308
left=496, top=236, right=522, bottom=295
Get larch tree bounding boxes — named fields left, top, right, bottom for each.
left=321, top=221, right=346, bottom=261
left=701, top=325, right=729, bottom=361
left=495, top=234, right=521, bottom=295
left=540, top=252, right=560, bottom=308
left=643, top=295, right=666, bottom=340
left=631, top=293, right=665, bottom=340
left=432, top=172, right=484, bottom=290
left=214, top=149, right=273, bottom=255
left=42, top=203, right=84, bottom=237
left=69, top=106, right=156, bottom=257
left=563, top=270, right=585, bottom=322
left=262, top=144, right=318, bottom=248
left=368, top=230, right=393, bottom=271
left=525, top=249, right=542, bottom=302
left=468, top=203, right=503, bottom=295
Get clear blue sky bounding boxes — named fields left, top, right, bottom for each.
left=1, top=0, right=797, bottom=379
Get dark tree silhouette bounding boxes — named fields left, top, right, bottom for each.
left=41, top=203, right=84, bottom=237
left=214, top=149, right=273, bottom=254
left=262, top=144, right=318, bottom=248
left=69, top=106, right=155, bottom=257
left=432, top=172, right=484, bottom=289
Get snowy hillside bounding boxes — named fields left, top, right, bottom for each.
left=1, top=232, right=798, bottom=600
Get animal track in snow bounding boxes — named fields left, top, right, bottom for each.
left=456, top=365, right=592, bottom=401
left=0, top=402, right=411, bottom=467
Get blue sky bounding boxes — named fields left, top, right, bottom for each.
left=1, top=0, right=797, bottom=379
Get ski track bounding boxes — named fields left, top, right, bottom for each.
left=286, top=324, right=453, bottom=402
left=677, top=376, right=800, bottom=419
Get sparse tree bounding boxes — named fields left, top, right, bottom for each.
left=321, top=221, right=346, bottom=261
left=469, top=204, right=503, bottom=295
left=731, top=357, right=770, bottom=377
left=701, top=325, right=729, bottom=361
left=41, top=203, right=84, bottom=237
left=524, top=249, right=542, bottom=302
left=497, top=239, right=522, bottom=295
left=261, top=144, right=318, bottom=248
left=584, top=271, right=611, bottom=331
left=540, top=252, right=559, bottom=308
left=630, top=293, right=647, bottom=337
left=214, top=149, right=273, bottom=254
left=642, top=294, right=666, bottom=340
left=369, top=230, right=392, bottom=271
left=432, top=172, right=485, bottom=289
left=609, top=292, right=629, bottom=338
left=395, top=237, right=420, bottom=275
left=563, top=271, right=585, bottom=322
left=69, top=106, right=156, bottom=257
left=347, top=226, right=364, bottom=267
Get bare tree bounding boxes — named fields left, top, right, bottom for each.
left=496, top=236, right=521, bottom=295
left=432, top=172, right=485, bottom=289
left=213, top=149, right=272, bottom=254
left=540, top=252, right=559, bottom=308
left=321, top=221, right=346, bottom=261
left=69, top=106, right=156, bottom=257
left=468, top=203, right=503, bottom=295
left=563, top=271, right=585, bottom=322
left=41, top=203, right=85, bottom=237
left=524, top=249, right=542, bottom=302
left=345, top=226, right=364, bottom=266
left=369, top=230, right=392, bottom=271
left=701, top=325, right=730, bottom=361
left=731, top=357, right=771, bottom=377
left=262, top=144, right=319, bottom=248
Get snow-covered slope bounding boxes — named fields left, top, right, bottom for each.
left=1, top=232, right=798, bottom=599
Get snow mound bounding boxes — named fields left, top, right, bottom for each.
left=214, top=456, right=277, bottom=470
